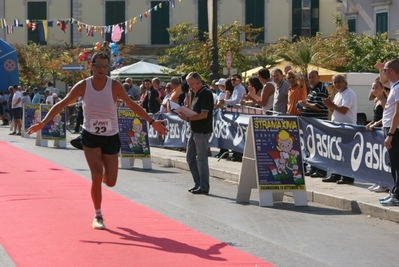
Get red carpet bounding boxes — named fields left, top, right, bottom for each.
left=0, top=142, right=274, bottom=267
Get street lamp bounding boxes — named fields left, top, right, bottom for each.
left=208, top=0, right=219, bottom=82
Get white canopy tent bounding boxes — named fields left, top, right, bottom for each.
left=110, top=60, right=175, bottom=81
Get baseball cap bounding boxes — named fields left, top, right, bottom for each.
left=52, top=93, right=58, bottom=97
left=215, top=78, right=226, bottom=86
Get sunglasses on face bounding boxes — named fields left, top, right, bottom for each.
left=92, top=63, right=110, bottom=69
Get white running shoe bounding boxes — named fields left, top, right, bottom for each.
left=378, top=194, right=391, bottom=202
left=380, top=197, right=399, bottom=206
left=372, top=185, right=390, bottom=193
left=92, top=216, right=106, bottom=230
left=368, top=183, right=379, bottom=191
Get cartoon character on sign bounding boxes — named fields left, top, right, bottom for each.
left=48, top=113, right=65, bottom=137
left=276, top=130, right=301, bottom=179
left=126, top=118, right=148, bottom=153
left=30, top=109, right=41, bottom=126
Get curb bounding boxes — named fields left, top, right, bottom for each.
left=150, top=155, right=399, bottom=223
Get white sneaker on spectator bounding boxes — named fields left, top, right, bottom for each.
left=372, top=185, right=389, bottom=193
left=380, top=196, right=399, bottom=206
left=368, top=183, right=379, bottom=191
left=378, top=194, right=391, bottom=202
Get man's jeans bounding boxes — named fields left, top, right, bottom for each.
left=186, top=132, right=211, bottom=192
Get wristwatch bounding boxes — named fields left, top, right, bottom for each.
left=387, top=132, right=394, bottom=137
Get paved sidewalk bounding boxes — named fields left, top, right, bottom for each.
left=149, top=146, right=399, bottom=223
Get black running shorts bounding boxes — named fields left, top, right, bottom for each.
left=81, top=129, right=121, bottom=155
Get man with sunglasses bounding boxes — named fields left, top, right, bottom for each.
left=27, top=52, right=168, bottom=230
left=217, top=74, right=246, bottom=108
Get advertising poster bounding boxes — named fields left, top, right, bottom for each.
left=118, top=109, right=150, bottom=158
left=252, top=116, right=306, bottom=191
left=40, top=105, right=66, bottom=140
left=23, top=104, right=40, bottom=131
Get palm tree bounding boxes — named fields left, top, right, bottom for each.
left=277, top=37, right=333, bottom=89
left=251, top=53, right=280, bottom=69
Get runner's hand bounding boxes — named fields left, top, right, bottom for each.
left=27, top=122, right=44, bottom=135
left=150, top=120, right=168, bottom=135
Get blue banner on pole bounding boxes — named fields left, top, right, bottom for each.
left=23, top=104, right=40, bottom=131
left=40, top=105, right=66, bottom=140
left=118, top=109, right=151, bottom=158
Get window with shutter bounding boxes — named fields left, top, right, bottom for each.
left=105, top=1, right=126, bottom=44
left=245, top=0, right=265, bottom=43
left=151, top=1, right=170, bottom=45
left=27, top=1, right=47, bottom=45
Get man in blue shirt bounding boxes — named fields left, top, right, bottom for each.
left=32, top=88, right=41, bottom=104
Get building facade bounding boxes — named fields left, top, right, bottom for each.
left=342, top=0, right=399, bottom=40
left=0, top=0, right=340, bottom=46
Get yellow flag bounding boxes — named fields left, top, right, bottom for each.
left=43, top=20, right=48, bottom=41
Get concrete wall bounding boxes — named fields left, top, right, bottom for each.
left=342, top=0, right=399, bottom=41
left=0, top=0, right=340, bottom=46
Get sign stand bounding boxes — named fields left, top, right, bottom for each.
left=22, top=104, right=40, bottom=138
left=120, top=157, right=152, bottom=169
left=236, top=116, right=308, bottom=207
left=117, top=108, right=152, bottom=170
left=35, top=105, right=67, bottom=148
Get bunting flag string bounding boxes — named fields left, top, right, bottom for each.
left=0, top=0, right=181, bottom=41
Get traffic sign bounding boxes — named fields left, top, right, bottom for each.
left=61, top=64, right=85, bottom=71
left=226, top=51, right=232, bottom=69
left=4, top=59, right=16, bottom=72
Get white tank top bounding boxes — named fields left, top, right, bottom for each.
left=82, top=76, right=118, bottom=136
left=262, top=81, right=275, bottom=113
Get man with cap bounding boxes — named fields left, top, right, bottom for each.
left=52, top=93, right=61, bottom=104
left=213, top=78, right=226, bottom=107
left=213, top=78, right=228, bottom=158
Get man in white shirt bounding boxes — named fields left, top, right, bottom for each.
left=217, top=74, right=246, bottom=107
left=10, top=84, right=22, bottom=135
left=159, top=82, right=173, bottom=114
left=45, top=90, right=54, bottom=105
left=322, top=74, right=357, bottom=184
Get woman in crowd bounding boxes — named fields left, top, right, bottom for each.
left=240, top=77, right=263, bottom=108
left=365, top=80, right=388, bottom=131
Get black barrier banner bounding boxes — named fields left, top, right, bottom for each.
left=299, top=117, right=391, bottom=184
left=148, top=109, right=247, bottom=152
left=148, top=111, right=392, bottom=185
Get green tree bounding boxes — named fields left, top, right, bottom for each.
left=158, top=21, right=263, bottom=82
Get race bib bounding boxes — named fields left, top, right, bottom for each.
left=90, top=119, right=112, bottom=134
